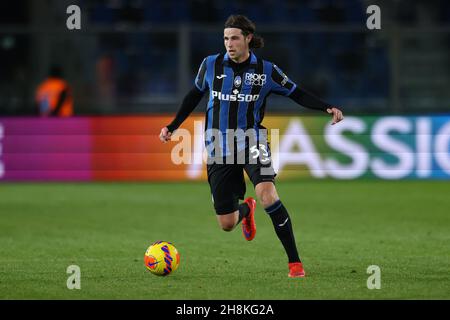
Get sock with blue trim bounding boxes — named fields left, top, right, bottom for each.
left=265, top=200, right=301, bottom=263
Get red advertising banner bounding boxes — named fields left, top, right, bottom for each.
left=0, top=116, right=206, bottom=181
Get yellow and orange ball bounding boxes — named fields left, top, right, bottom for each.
left=144, top=241, right=180, bottom=276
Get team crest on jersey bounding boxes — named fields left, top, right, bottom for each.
left=244, top=73, right=266, bottom=86
left=234, top=76, right=242, bottom=87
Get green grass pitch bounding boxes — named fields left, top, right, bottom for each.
left=0, top=180, right=449, bottom=299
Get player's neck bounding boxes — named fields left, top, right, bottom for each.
left=230, top=51, right=250, bottom=64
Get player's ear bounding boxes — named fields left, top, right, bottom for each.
left=246, top=34, right=253, bottom=44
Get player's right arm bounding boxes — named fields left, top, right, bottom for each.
left=159, top=86, right=205, bottom=143
left=159, top=58, right=208, bottom=143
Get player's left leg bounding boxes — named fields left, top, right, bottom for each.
left=244, top=139, right=306, bottom=277
left=254, top=182, right=305, bottom=278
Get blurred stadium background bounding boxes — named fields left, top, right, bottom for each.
left=1, top=0, right=449, bottom=115
left=0, top=0, right=449, bottom=300
left=1, top=0, right=450, bottom=181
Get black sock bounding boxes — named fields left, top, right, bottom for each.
left=265, top=200, right=301, bottom=263
left=237, top=202, right=250, bottom=224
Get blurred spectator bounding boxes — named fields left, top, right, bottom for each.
left=35, top=66, right=74, bottom=117
left=96, top=53, right=116, bottom=109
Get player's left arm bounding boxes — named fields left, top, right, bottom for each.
left=270, top=64, right=344, bottom=125
left=289, top=86, right=344, bottom=125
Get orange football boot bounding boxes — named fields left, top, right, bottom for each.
left=288, top=262, right=306, bottom=278
left=241, top=197, right=257, bottom=241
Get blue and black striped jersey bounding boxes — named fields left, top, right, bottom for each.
left=195, top=51, right=297, bottom=156
left=195, top=51, right=296, bottom=131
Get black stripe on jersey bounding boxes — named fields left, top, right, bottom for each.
left=212, top=54, right=225, bottom=131
left=212, top=54, right=225, bottom=129
left=257, top=95, right=269, bottom=127
left=272, top=65, right=294, bottom=92
left=246, top=58, right=265, bottom=129
left=227, top=71, right=244, bottom=130
left=195, top=59, right=207, bottom=90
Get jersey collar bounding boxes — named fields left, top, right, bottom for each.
left=223, top=51, right=258, bottom=66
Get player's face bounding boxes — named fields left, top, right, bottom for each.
left=224, top=28, right=251, bottom=63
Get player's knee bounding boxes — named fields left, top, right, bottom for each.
left=219, top=219, right=235, bottom=232
left=257, top=189, right=278, bottom=208
left=221, top=224, right=234, bottom=232
left=256, top=182, right=279, bottom=208
left=217, top=212, right=237, bottom=231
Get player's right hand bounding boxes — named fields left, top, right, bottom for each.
left=159, top=127, right=172, bottom=143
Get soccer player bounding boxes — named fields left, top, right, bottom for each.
left=159, top=15, right=343, bottom=278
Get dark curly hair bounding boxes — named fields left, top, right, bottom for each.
left=224, top=15, right=264, bottom=49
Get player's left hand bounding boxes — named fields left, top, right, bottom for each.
left=326, top=107, right=344, bottom=125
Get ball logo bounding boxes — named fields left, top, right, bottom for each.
left=234, top=76, right=242, bottom=87
left=146, top=255, right=159, bottom=269
left=244, top=73, right=266, bottom=86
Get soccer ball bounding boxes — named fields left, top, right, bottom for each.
left=144, top=241, right=180, bottom=276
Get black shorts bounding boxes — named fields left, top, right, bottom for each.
left=207, top=154, right=276, bottom=215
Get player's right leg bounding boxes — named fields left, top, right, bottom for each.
left=207, top=163, right=255, bottom=237
left=240, top=197, right=256, bottom=240
left=215, top=200, right=255, bottom=237
left=216, top=211, right=239, bottom=231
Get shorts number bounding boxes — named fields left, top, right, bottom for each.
left=250, top=145, right=260, bottom=159
left=250, top=144, right=270, bottom=163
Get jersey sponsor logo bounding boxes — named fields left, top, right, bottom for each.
left=212, top=90, right=259, bottom=102
left=234, top=75, right=242, bottom=87
left=244, top=73, right=267, bottom=86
